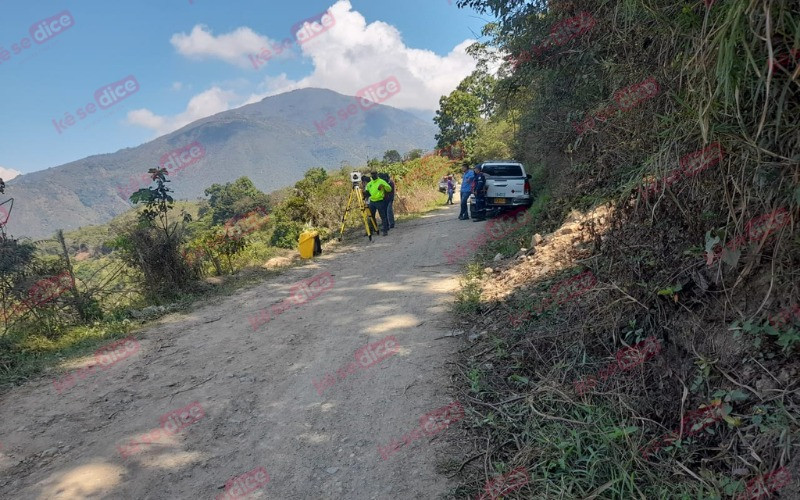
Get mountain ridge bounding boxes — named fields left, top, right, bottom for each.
left=3, top=88, right=436, bottom=239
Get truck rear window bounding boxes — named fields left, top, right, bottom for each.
left=482, top=164, right=523, bottom=177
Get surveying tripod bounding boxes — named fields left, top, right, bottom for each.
left=338, top=181, right=379, bottom=241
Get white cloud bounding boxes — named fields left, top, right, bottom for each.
left=170, top=25, right=287, bottom=69
left=127, top=87, right=238, bottom=136
left=129, top=0, right=477, bottom=136
left=281, top=1, right=477, bottom=110
left=0, top=166, right=22, bottom=181
left=171, top=82, right=183, bottom=91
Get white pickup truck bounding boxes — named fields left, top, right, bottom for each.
left=470, top=161, right=533, bottom=215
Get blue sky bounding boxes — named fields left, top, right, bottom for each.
left=0, top=0, right=487, bottom=178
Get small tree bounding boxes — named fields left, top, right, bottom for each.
left=203, top=177, right=270, bottom=225
left=269, top=210, right=304, bottom=249
left=213, top=230, right=248, bottom=273
left=192, top=222, right=254, bottom=276
left=116, top=168, right=195, bottom=299
left=404, top=149, right=424, bottom=161
left=383, top=150, right=402, bottom=163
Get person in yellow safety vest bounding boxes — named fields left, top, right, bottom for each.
left=366, top=171, right=393, bottom=236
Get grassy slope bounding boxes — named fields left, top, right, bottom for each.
left=447, top=0, right=799, bottom=498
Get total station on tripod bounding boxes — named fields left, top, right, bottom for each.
left=338, top=171, right=379, bottom=241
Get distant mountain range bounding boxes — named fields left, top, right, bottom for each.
left=2, top=88, right=436, bottom=239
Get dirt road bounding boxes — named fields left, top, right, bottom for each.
left=0, top=204, right=483, bottom=499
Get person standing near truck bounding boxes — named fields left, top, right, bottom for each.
left=458, top=164, right=474, bottom=220
left=472, top=165, right=487, bottom=221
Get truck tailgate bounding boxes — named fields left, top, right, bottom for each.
left=486, top=178, right=526, bottom=200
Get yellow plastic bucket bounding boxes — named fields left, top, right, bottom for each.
left=298, top=231, right=319, bottom=259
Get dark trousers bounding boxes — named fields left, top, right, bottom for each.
left=370, top=199, right=390, bottom=233
left=459, top=192, right=470, bottom=218
left=474, top=194, right=486, bottom=219
left=386, top=198, right=395, bottom=227
left=447, top=192, right=453, bottom=204
left=368, top=205, right=378, bottom=226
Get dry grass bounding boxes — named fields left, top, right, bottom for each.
left=448, top=0, right=799, bottom=497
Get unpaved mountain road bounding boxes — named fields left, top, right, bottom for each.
left=0, top=204, right=485, bottom=500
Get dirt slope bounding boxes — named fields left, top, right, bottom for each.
left=0, top=205, right=481, bottom=500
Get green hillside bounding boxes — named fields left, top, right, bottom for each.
left=3, top=88, right=436, bottom=240
left=0, top=147, right=459, bottom=388
left=444, top=0, right=799, bottom=498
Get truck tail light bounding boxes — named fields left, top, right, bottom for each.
left=524, top=180, right=531, bottom=195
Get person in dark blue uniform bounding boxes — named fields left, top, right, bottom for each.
left=472, top=165, right=487, bottom=221
left=378, top=172, right=396, bottom=228
left=458, top=164, right=474, bottom=220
